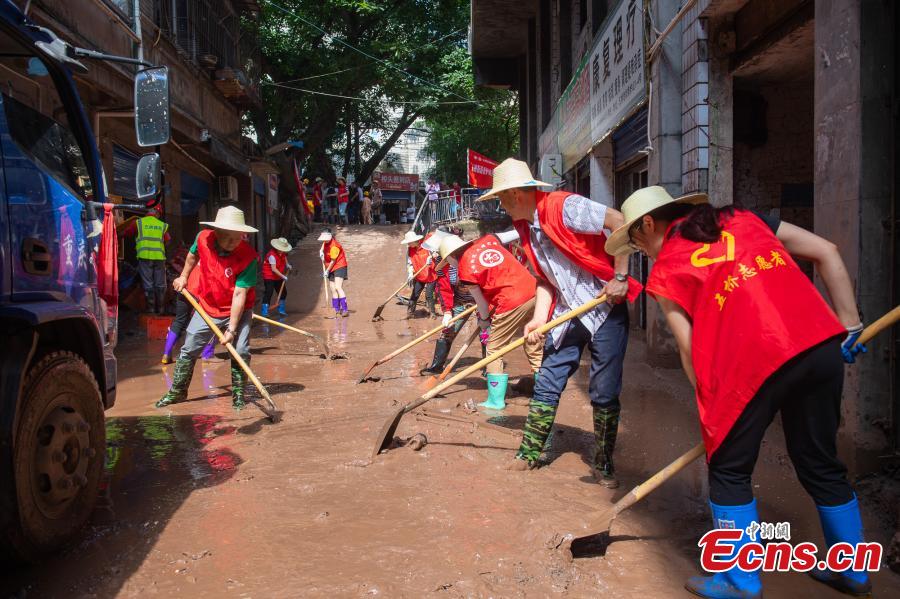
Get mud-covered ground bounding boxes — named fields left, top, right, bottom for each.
left=3, top=225, right=899, bottom=598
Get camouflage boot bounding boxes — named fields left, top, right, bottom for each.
left=592, top=404, right=621, bottom=488
left=513, top=401, right=558, bottom=466
left=156, top=357, right=196, bottom=407
left=231, top=360, right=247, bottom=411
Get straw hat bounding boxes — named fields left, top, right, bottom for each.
left=400, top=230, right=424, bottom=245
left=317, top=229, right=333, bottom=242
left=271, top=237, right=292, bottom=252
left=477, top=158, right=552, bottom=201
left=494, top=229, right=520, bottom=245
left=422, top=229, right=450, bottom=252
left=605, top=186, right=708, bottom=257
left=200, top=206, right=258, bottom=233
left=435, top=235, right=474, bottom=270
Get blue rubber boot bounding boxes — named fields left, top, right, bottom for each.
left=811, top=496, right=872, bottom=596
left=261, top=303, right=269, bottom=317
left=479, top=373, right=508, bottom=410
left=685, top=499, right=762, bottom=599
left=278, top=299, right=287, bottom=316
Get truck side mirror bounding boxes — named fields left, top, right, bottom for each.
left=135, top=153, right=160, bottom=199
left=134, top=66, right=170, bottom=147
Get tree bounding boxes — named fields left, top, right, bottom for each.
left=422, top=47, right=519, bottom=184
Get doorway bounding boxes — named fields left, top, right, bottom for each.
left=615, top=159, right=648, bottom=329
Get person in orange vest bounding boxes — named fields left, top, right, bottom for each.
left=606, top=187, right=871, bottom=599
left=156, top=206, right=259, bottom=411
left=400, top=230, right=439, bottom=319
left=261, top=237, right=293, bottom=317
left=483, top=159, right=640, bottom=487
left=319, top=228, right=349, bottom=317
left=436, top=234, right=543, bottom=410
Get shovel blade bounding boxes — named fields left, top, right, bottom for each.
left=371, top=304, right=386, bottom=321
left=558, top=512, right=615, bottom=561
left=371, top=406, right=406, bottom=459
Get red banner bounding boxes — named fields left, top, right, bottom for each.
left=467, top=149, right=498, bottom=188
left=373, top=171, right=419, bottom=192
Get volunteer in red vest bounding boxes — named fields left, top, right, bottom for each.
left=156, top=206, right=259, bottom=411
left=483, top=159, right=641, bottom=487
left=436, top=234, right=542, bottom=410
left=401, top=229, right=439, bottom=318
left=313, top=177, right=324, bottom=222
left=607, top=186, right=870, bottom=599
left=337, top=177, right=350, bottom=225
left=261, top=237, right=293, bottom=317
left=319, top=228, right=349, bottom=317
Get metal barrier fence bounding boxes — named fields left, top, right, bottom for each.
left=412, top=188, right=504, bottom=233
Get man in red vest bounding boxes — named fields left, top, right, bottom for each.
left=481, top=158, right=642, bottom=488
left=156, top=206, right=259, bottom=411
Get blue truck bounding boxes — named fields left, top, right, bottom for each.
left=0, top=0, right=169, bottom=561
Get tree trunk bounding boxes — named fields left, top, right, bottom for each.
left=342, top=118, right=352, bottom=179
left=356, top=109, right=420, bottom=185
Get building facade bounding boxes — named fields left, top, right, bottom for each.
left=470, top=0, right=898, bottom=469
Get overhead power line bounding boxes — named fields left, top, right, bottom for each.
left=262, top=81, right=478, bottom=106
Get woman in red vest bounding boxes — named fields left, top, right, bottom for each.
left=261, top=237, right=293, bottom=317
left=319, top=229, right=349, bottom=317
left=401, top=230, right=439, bottom=318
left=157, top=206, right=259, bottom=411
left=337, top=177, right=350, bottom=225
left=607, top=187, right=870, bottom=599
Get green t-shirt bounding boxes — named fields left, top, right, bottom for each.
left=190, top=233, right=258, bottom=288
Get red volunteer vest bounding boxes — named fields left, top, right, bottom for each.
left=409, top=245, right=438, bottom=283
left=645, top=211, right=845, bottom=459
left=187, top=229, right=258, bottom=318
left=338, top=185, right=349, bottom=204
left=512, top=191, right=643, bottom=318
left=263, top=249, right=287, bottom=281
left=456, top=236, right=536, bottom=314
left=323, top=239, right=348, bottom=271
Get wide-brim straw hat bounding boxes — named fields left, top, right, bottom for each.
left=494, top=228, right=520, bottom=245
left=400, top=230, right=424, bottom=245
left=477, top=158, right=552, bottom=201
left=271, top=237, right=292, bottom=252
left=435, top=235, right=474, bottom=270
left=317, top=230, right=333, bottom=242
left=605, top=186, right=708, bottom=257
left=200, top=206, right=258, bottom=233
left=422, top=230, right=450, bottom=252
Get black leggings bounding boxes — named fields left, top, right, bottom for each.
left=708, top=337, right=854, bottom=507
left=263, top=279, right=287, bottom=304
left=170, top=294, right=193, bottom=337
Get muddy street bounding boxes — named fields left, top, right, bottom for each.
left=3, top=225, right=899, bottom=598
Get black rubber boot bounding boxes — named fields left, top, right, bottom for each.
left=592, top=404, right=621, bottom=488
left=156, top=357, right=195, bottom=407
left=420, top=338, right=451, bottom=375
left=231, top=360, right=247, bottom=411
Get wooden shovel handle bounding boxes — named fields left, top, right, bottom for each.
left=438, top=327, right=482, bottom=382
left=180, top=289, right=276, bottom=411
left=858, top=305, right=900, bottom=346
left=408, top=295, right=609, bottom=411
left=374, top=305, right=477, bottom=366
left=611, top=442, right=705, bottom=519
left=274, top=278, right=286, bottom=305
left=381, top=261, right=431, bottom=306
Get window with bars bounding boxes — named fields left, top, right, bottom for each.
left=148, top=0, right=240, bottom=71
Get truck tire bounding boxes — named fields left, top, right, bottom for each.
left=5, top=351, right=105, bottom=561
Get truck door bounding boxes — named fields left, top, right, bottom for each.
left=0, top=38, right=95, bottom=303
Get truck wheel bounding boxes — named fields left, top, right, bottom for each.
left=6, top=351, right=105, bottom=561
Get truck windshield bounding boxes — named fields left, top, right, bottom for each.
left=0, top=36, right=93, bottom=202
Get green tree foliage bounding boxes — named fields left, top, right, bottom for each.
left=422, top=47, right=519, bottom=184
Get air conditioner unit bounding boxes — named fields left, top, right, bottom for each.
left=539, top=154, right=563, bottom=186
left=218, top=176, right=238, bottom=201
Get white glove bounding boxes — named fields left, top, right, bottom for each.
left=441, top=312, right=452, bottom=327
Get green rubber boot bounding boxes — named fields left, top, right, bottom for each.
left=592, top=404, right=621, bottom=488
left=156, top=357, right=196, bottom=407
left=514, top=401, right=558, bottom=466
left=231, top=361, right=247, bottom=411
left=479, top=373, right=508, bottom=410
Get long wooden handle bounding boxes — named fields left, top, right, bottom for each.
left=858, top=305, right=900, bottom=345
left=375, top=305, right=477, bottom=366
left=180, top=289, right=276, bottom=411
left=438, top=327, right=482, bottom=382
left=380, top=262, right=431, bottom=307
left=405, top=295, right=608, bottom=412
left=252, top=313, right=316, bottom=339
left=274, top=278, right=286, bottom=305
left=611, top=442, right=705, bottom=519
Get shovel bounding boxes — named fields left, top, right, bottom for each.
left=180, top=289, right=279, bottom=421
left=273, top=278, right=287, bottom=307
left=372, top=262, right=431, bottom=321
left=560, top=304, right=900, bottom=559
left=252, top=313, right=331, bottom=358
left=371, top=295, right=609, bottom=458
left=358, top=305, right=477, bottom=383
left=322, top=262, right=332, bottom=312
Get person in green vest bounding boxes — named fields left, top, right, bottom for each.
left=129, top=207, right=171, bottom=313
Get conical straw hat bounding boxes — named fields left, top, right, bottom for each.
left=605, top=186, right=708, bottom=257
